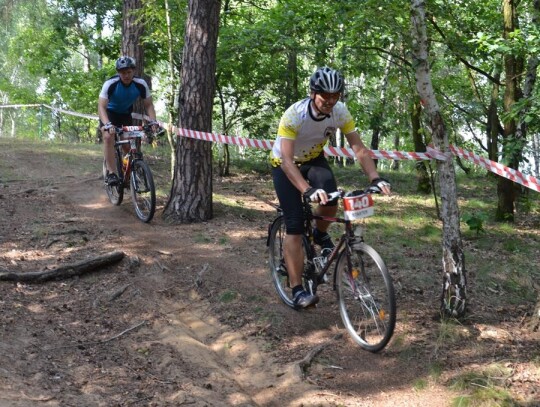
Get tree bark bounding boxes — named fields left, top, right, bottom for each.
left=411, top=0, right=467, bottom=317
left=122, top=0, right=148, bottom=124
left=162, top=0, right=221, bottom=223
left=411, top=97, right=430, bottom=193
left=486, top=66, right=502, bottom=164
left=370, top=43, right=395, bottom=169
left=497, top=0, right=527, bottom=222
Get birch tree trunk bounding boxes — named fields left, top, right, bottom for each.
left=162, top=0, right=220, bottom=223
left=411, top=97, right=430, bottom=193
left=410, top=0, right=467, bottom=317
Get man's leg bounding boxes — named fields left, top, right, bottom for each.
left=314, top=204, right=338, bottom=233
left=103, top=129, right=116, bottom=174
left=284, top=233, right=304, bottom=288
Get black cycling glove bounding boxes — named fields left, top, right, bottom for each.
left=369, top=177, right=391, bottom=192
left=303, top=187, right=326, bottom=202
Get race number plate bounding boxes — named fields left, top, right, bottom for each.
left=343, top=194, right=374, bottom=220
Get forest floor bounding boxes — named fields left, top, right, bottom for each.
left=0, top=138, right=539, bottom=407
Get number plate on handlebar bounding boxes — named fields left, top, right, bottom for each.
left=123, top=126, right=142, bottom=132
left=343, top=194, right=374, bottom=220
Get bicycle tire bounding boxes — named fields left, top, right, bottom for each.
left=268, top=216, right=312, bottom=309
left=336, top=243, right=396, bottom=352
left=102, top=156, right=124, bottom=206
left=130, top=159, right=156, bottom=223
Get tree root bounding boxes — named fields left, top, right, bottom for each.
left=0, top=250, right=125, bottom=283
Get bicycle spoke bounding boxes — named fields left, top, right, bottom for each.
left=130, top=160, right=155, bottom=223
left=336, top=244, right=396, bottom=352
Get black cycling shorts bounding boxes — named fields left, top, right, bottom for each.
left=272, top=155, right=337, bottom=235
left=99, top=111, right=133, bottom=128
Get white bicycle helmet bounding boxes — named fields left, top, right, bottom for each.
left=115, top=56, right=136, bottom=70
left=309, top=67, right=344, bottom=93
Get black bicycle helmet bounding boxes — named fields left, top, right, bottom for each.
left=115, top=56, right=136, bottom=70
left=309, top=67, right=345, bottom=93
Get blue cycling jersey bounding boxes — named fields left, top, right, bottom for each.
left=99, top=75, right=151, bottom=114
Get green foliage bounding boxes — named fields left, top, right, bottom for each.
left=461, top=212, right=487, bottom=236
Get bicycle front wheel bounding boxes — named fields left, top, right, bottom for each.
left=336, top=243, right=396, bottom=352
left=103, top=158, right=124, bottom=205
left=130, top=159, right=156, bottom=223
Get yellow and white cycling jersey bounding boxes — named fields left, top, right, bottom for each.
left=270, top=97, right=355, bottom=167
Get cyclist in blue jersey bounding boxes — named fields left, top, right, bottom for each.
left=98, top=56, right=158, bottom=185
left=271, top=67, right=391, bottom=308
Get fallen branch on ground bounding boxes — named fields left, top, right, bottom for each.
left=0, top=250, right=125, bottom=283
left=296, top=333, right=343, bottom=378
left=194, top=263, right=210, bottom=288
left=46, top=320, right=147, bottom=350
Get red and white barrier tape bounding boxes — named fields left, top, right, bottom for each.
left=2, top=106, right=538, bottom=193
left=450, top=145, right=540, bottom=192
left=134, top=113, right=540, bottom=193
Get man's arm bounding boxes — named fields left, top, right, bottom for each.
left=345, top=130, right=391, bottom=194
left=98, top=97, right=110, bottom=126
left=280, top=139, right=310, bottom=193
left=143, top=97, right=157, bottom=122
left=279, top=138, right=329, bottom=204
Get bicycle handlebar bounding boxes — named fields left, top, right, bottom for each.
left=115, top=124, right=163, bottom=135
left=305, top=187, right=381, bottom=204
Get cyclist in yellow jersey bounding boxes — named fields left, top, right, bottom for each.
left=271, top=67, right=391, bottom=308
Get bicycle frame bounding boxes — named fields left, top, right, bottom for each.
left=301, top=197, right=365, bottom=288
left=114, top=126, right=147, bottom=186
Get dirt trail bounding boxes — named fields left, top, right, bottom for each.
left=1, top=140, right=538, bottom=406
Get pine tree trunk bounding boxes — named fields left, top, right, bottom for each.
left=411, top=0, right=467, bottom=317
left=122, top=0, right=148, bottom=124
left=162, top=0, right=220, bottom=223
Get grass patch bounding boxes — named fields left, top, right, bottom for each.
left=413, top=378, right=428, bottom=391
left=219, top=290, right=238, bottom=303
left=449, top=364, right=516, bottom=407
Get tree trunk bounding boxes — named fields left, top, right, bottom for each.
left=370, top=43, right=394, bottom=169
left=486, top=66, right=502, bottom=164
left=216, top=83, right=230, bottom=176
left=165, top=0, right=178, bottom=179
left=285, top=51, right=299, bottom=108
left=411, top=0, right=467, bottom=317
left=122, top=0, right=148, bottom=124
left=162, top=0, right=220, bottom=223
left=411, top=97, right=430, bottom=193
left=497, top=0, right=526, bottom=222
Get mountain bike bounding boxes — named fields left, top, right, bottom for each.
left=102, top=124, right=162, bottom=223
left=267, top=187, right=396, bottom=352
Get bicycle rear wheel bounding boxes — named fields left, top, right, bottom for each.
left=130, top=159, right=156, bottom=223
left=268, top=216, right=312, bottom=309
left=103, top=157, right=124, bottom=205
left=336, top=243, right=396, bottom=352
